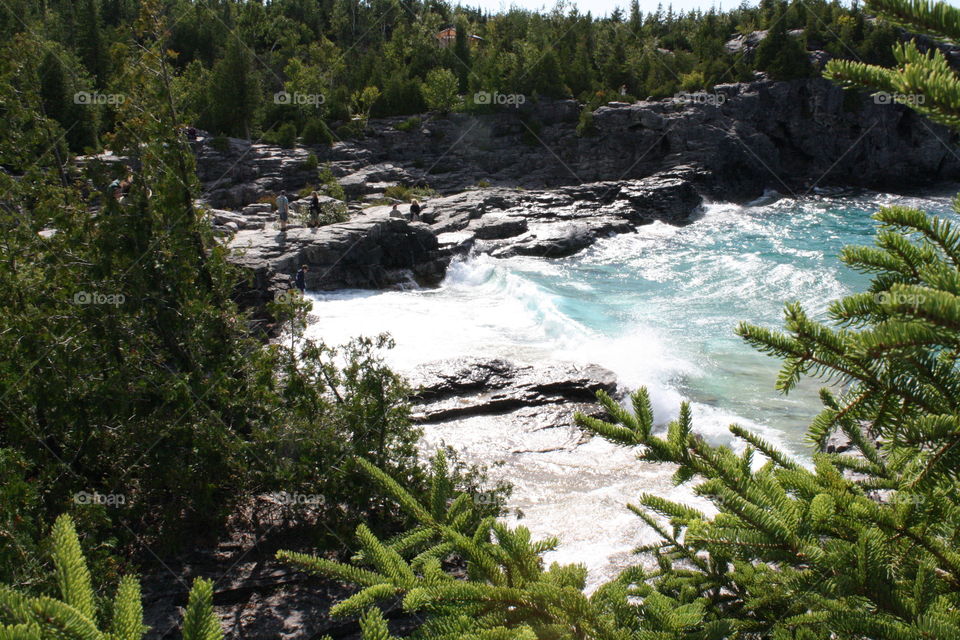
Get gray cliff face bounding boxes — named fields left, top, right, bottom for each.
left=198, top=77, right=960, bottom=210
left=206, top=77, right=960, bottom=323
left=227, top=215, right=448, bottom=322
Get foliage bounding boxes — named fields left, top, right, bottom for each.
left=826, top=0, right=960, bottom=131
left=349, top=86, right=382, bottom=136
left=383, top=185, right=437, bottom=202
left=5, top=0, right=903, bottom=141
left=394, top=116, right=423, bottom=132
left=278, top=5, right=960, bottom=638
left=421, top=68, right=461, bottom=114
left=754, top=8, right=815, bottom=80
left=0, top=514, right=222, bottom=640
left=575, top=109, right=597, bottom=137
left=319, top=163, right=347, bottom=201
left=302, top=118, right=335, bottom=146
left=302, top=153, right=319, bottom=172
left=264, top=122, right=298, bottom=148
left=0, top=1, right=430, bottom=589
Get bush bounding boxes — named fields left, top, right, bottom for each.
left=319, top=163, right=346, bottom=201
left=265, top=122, right=298, bottom=148
left=576, top=108, right=597, bottom=137
left=394, top=116, right=421, bottom=132
left=301, top=152, right=318, bottom=171
left=335, top=122, right=361, bottom=140
left=383, top=184, right=436, bottom=202
left=210, top=135, right=230, bottom=152
left=421, top=68, right=460, bottom=114
left=302, top=118, right=334, bottom=146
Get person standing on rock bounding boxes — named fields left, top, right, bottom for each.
left=276, top=191, right=290, bottom=232
left=295, top=265, right=308, bottom=293
left=409, top=199, right=421, bottom=222
left=309, top=191, right=321, bottom=227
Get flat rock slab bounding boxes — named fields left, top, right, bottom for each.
left=421, top=169, right=703, bottom=259
left=409, top=357, right=619, bottom=427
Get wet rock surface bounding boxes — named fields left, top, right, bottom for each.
left=223, top=169, right=701, bottom=322
left=409, top=357, right=620, bottom=434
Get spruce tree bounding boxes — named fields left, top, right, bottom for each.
left=279, top=1, right=960, bottom=638
left=0, top=515, right=222, bottom=640
left=206, top=36, right=261, bottom=138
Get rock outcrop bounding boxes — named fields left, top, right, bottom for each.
left=224, top=169, right=702, bottom=319
left=422, top=168, right=703, bottom=258
left=228, top=213, right=448, bottom=322
left=141, top=358, right=618, bottom=639
left=196, top=77, right=960, bottom=210
left=410, top=357, right=619, bottom=435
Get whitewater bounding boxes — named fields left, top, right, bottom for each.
left=304, top=188, right=957, bottom=589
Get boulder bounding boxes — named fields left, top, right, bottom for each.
left=227, top=212, right=450, bottom=324
left=469, top=215, right=528, bottom=240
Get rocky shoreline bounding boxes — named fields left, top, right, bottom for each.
left=142, top=357, right=619, bottom=640
left=205, top=77, right=960, bottom=323
left=144, top=76, right=960, bottom=638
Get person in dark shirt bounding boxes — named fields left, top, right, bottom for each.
left=409, top=199, right=422, bottom=222
left=295, top=265, right=308, bottom=293
left=309, top=191, right=321, bottom=227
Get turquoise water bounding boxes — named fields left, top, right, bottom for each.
left=308, top=189, right=956, bottom=457
left=304, top=188, right=957, bottom=585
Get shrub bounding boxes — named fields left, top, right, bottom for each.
left=576, top=108, right=597, bottom=137
left=319, top=163, right=346, bottom=201
left=383, top=184, right=436, bottom=202
left=265, top=122, right=298, bottom=148
left=383, top=184, right=411, bottom=201
left=394, top=116, right=421, bottom=132
left=301, top=118, right=334, bottom=146
left=301, top=152, right=318, bottom=171
left=421, top=68, right=460, bottom=114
